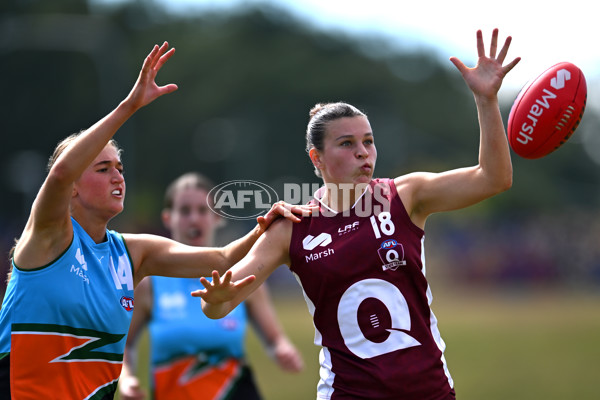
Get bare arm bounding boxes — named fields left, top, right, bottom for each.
left=246, top=285, right=304, bottom=372
left=399, top=29, right=520, bottom=228
left=124, top=226, right=263, bottom=287
left=125, top=202, right=312, bottom=286
left=14, top=43, right=178, bottom=270
left=193, top=219, right=293, bottom=319
left=119, top=278, right=153, bottom=400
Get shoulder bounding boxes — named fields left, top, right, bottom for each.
left=393, top=172, right=436, bottom=203
left=393, top=172, right=437, bottom=229
left=121, top=233, right=174, bottom=269
left=121, top=232, right=174, bottom=251
left=393, top=172, right=434, bottom=190
left=393, top=174, right=416, bottom=212
left=13, top=218, right=74, bottom=270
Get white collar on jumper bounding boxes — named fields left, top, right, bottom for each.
left=313, top=181, right=371, bottom=215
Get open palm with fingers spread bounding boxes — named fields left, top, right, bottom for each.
left=450, top=29, right=520, bottom=99
left=192, top=270, right=256, bottom=304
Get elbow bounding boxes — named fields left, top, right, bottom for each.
left=203, top=311, right=225, bottom=320
left=482, top=160, right=512, bottom=194
left=499, top=172, right=513, bottom=193
left=47, top=159, right=80, bottom=189
left=47, top=163, right=72, bottom=186
left=492, top=170, right=513, bottom=195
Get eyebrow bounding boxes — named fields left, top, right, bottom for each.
left=94, top=160, right=123, bottom=168
left=334, top=132, right=374, bottom=141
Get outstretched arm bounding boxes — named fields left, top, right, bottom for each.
left=219, top=201, right=316, bottom=269
left=192, top=219, right=293, bottom=319
left=398, top=29, right=520, bottom=228
left=14, top=43, right=178, bottom=270
left=39, top=42, right=178, bottom=225
left=125, top=202, right=312, bottom=286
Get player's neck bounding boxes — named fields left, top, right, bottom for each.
left=320, top=182, right=369, bottom=213
left=71, top=212, right=109, bottom=244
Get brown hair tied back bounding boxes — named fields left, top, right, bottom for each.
left=305, top=102, right=366, bottom=177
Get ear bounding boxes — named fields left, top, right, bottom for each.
left=309, top=148, right=322, bottom=170
left=161, top=209, right=171, bottom=231
left=71, top=183, right=79, bottom=198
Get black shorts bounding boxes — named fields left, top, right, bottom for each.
left=0, top=354, right=9, bottom=400
left=228, top=364, right=263, bottom=400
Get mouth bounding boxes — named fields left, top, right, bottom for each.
left=111, top=188, right=123, bottom=197
left=360, top=163, right=373, bottom=173
left=187, top=228, right=203, bottom=240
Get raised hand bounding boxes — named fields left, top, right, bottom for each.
left=450, top=29, right=520, bottom=99
left=124, top=42, right=179, bottom=111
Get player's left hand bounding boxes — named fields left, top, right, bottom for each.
left=124, top=41, right=178, bottom=111
left=257, top=201, right=318, bottom=233
left=450, top=29, right=520, bottom=99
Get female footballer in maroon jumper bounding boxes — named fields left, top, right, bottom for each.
left=195, top=29, right=520, bottom=399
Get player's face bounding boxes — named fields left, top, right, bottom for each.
left=73, top=144, right=125, bottom=219
left=316, top=116, right=376, bottom=185
left=163, top=187, right=221, bottom=247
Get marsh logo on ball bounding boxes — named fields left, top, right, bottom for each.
left=208, top=180, right=279, bottom=220
left=507, top=62, right=587, bottom=159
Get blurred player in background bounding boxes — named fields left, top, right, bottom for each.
left=119, top=172, right=304, bottom=400
left=195, top=29, right=520, bottom=399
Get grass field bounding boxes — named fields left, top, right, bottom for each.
left=245, top=289, right=600, bottom=400
left=120, top=288, right=600, bottom=400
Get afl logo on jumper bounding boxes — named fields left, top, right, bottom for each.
left=120, top=296, right=134, bottom=311
left=377, top=239, right=406, bottom=271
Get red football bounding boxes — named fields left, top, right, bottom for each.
left=507, top=62, right=587, bottom=159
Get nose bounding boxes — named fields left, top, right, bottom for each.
left=111, top=168, right=124, bottom=183
left=356, top=143, right=368, bottom=159
left=188, top=210, right=201, bottom=223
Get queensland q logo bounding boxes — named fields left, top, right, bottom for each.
left=377, top=239, right=406, bottom=271
left=208, top=180, right=279, bottom=220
